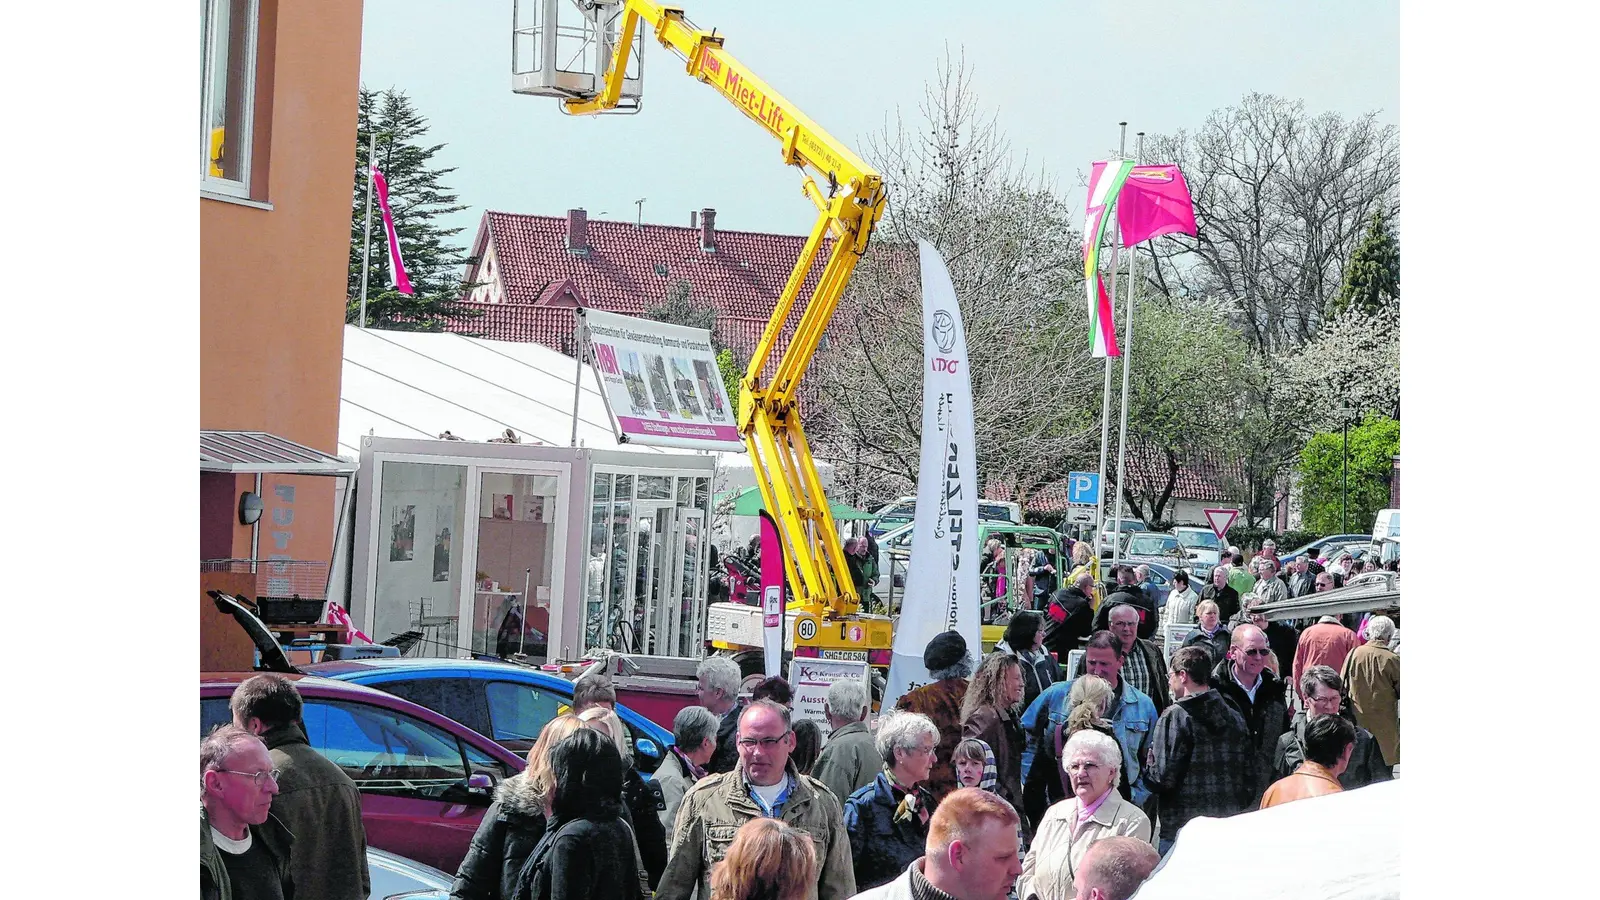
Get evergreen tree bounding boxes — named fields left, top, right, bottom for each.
left=349, top=87, right=475, bottom=330
left=1330, top=209, right=1400, bottom=317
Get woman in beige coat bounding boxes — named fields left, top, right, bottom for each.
left=1018, top=730, right=1151, bottom=900
left=1341, top=615, right=1400, bottom=766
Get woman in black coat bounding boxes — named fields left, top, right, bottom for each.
left=513, top=729, right=644, bottom=900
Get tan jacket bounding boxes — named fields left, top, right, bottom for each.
left=656, top=762, right=855, bottom=900
left=1018, top=793, right=1151, bottom=900
left=1342, top=641, right=1400, bottom=766
left=1260, top=762, right=1343, bottom=809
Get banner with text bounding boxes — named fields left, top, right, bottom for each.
left=790, top=656, right=872, bottom=739
left=882, top=240, right=982, bottom=713
left=579, top=308, right=745, bottom=451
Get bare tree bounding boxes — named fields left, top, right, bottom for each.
left=1141, top=94, right=1399, bottom=355
left=807, top=51, right=1100, bottom=509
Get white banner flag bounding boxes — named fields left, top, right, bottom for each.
left=882, top=240, right=982, bottom=712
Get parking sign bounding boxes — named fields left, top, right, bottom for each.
left=1068, top=472, right=1100, bottom=506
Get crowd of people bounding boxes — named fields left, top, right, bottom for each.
left=200, top=542, right=1397, bottom=900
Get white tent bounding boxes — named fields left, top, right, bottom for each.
left=338, top=325, right=692, bottom=457
left=1134, top=781, right=1400, bottom=899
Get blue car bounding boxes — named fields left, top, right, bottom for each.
left=306, top=657, right=674, bottom=778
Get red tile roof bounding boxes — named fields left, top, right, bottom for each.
left=450, top=210, right=834, bottom=367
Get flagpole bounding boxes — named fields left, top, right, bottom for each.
left=1094, top=123, right=1128, bottom=569
left=1110, top=132, right=1145, bottom=570
left=358, top=130, right=376, bottom=329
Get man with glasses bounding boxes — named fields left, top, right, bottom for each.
left=202, top=724, right=294, bottom=900
left=1212, top=624, right=1292, bottom=803
left=231, top=673, right=369, bottom=900
left=657, top=699, right=856, bottom=900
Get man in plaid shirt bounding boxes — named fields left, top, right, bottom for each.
left=1143, top=646, right=1255, bottom=857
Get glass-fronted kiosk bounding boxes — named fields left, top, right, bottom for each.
left=351, top=437, right=716, bottom=663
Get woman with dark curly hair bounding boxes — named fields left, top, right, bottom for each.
left=962, top=653, right=1027, bottom=827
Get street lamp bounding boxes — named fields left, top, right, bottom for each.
left=1339, top=403, right=1356, bottom=534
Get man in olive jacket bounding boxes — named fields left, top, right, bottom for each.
left=657, top=700, right=855, bottom=900
left=232, top=674, right=370, bottom=900
left=202, top=726, right=296, bottom=900
left=811, top=678, right=877, bottom=803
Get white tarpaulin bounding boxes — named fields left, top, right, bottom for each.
left=579, top=308, right=744, bottom=452
left=1136, top=781, right=1400, bottom=900
left=882, top=240, right=982, bottom=712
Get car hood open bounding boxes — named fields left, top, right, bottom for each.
left=208, top=590, right=301, bottom=675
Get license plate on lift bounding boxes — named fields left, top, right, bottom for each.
left=820, top=650, right=868, bottom=661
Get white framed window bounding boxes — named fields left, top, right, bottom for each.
left=200, top=0, right=259, bottom=197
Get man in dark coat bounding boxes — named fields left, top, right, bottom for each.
left=1143, top=647, right=1255, bottom=857
left=231, top=674, right=367, bottom=900
left=1200, top=564, right=1241, bottom=625
left=1042, top=572, right=1096, bottom=658
left=1072, top=602, right=1170, bottom=711
left=896, top=631, right=974, bottom=804
left=1094, top=567, right=1158, bottom=640
left=696, top=655, right=748, bottom=775
left=1210, top=625, right=1292, bottom=803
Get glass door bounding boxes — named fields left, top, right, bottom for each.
left=632, top=501, right=676, bottom=656
left=672, top=510, right=705, bottom=657
left=469, top=470, right=560, bottom=659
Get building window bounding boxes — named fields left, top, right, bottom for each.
left=200, top=0, right=259, bottom=196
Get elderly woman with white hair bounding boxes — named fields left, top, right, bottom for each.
left=841, top=710, right=941, bottom=891
left=1018, top=730, right=1151, bottom=900
left=1340, top=615, right=1400, bottom=767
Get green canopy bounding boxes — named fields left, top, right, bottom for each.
left=715, top=485, right=876, bottom=521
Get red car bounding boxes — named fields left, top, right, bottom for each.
left=200, top=672, right=525, bottom=873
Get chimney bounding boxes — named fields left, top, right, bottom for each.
left=699, top=207, right=716, bottom=253
left=565, top=208, right=588, bottom=255
left=689, top=210, right=698, bottom=229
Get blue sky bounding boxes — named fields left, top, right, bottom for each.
left=358, top=0, right=1398, bottom=244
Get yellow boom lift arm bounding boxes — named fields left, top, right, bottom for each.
left=561, top=1, right=888, bottom=641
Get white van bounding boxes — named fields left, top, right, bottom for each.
left=1370, top=508, right=1400, bottom=554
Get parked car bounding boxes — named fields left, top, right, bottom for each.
left=867, top=496, right=1023, bottom=537
left=369, top=847, right=451, bottom=900
left=305, top=656, right=674, bottom=777
left=1277, top=533, right=1370, bottom=567
left=1122, top=532, right=1187, bottom=567
left=1098, top=517, right=1148, bottom=557
left=1169, top=526, right=1222, bottom=578
left=200, top=672, right=525, bottom=873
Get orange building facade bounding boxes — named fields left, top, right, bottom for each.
left=200, top=0, right=364, bottom=667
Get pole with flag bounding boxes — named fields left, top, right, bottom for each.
left=1110, top=133, right=1144, bottom=569
left=1106, top=136, right=1200, bottom=559
left=358, top=131, right=375, bottom=329
left=1092, top=123, right=1129, bottom=568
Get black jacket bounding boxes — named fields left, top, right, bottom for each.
left=202, top=807, right=295, bottom=900
left=1210, top=659, right=1292, bottom=802
left=1273, top=711, right=1393, bottom=789
left=1029, top=561, right=1059, bottom=606
left=513, top=814, right=644, bottom=900
left=706, top=700, right=748, bottom=775
left=1143, top=689, right=1255, bottom=841
left=1094, top=588, right=1159, bottom=640
left=1200, top=583, right=1241, bottom=623
left=1042, top=587, right=1095, bottom=657
left=621, top=767, right=667, bottom=888
left=451, top=772, right=548, bottom=900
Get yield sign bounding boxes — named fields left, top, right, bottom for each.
left=1203, top=508, right=1240, bottom=541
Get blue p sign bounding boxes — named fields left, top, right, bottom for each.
left=1068, top=472, right=1100, bottom=505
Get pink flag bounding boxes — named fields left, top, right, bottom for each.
left=322, top=599, right=373, bottom=644
left=371, top=167, right=415, bottom=295
left=1117, top=164, right=1198, bottom=247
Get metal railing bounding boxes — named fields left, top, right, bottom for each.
left=200, top=558, right=331, bottom=601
